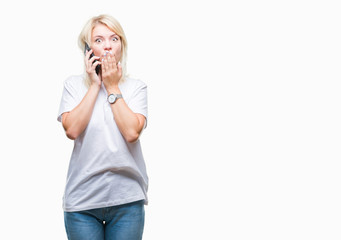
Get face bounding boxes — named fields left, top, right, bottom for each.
left=91, top=23, right=122, bottom=62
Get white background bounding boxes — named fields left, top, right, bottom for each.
left=0, top=0, right=340, bottom=239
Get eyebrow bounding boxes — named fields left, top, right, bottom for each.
left=93, top=34, right=119, bottom=39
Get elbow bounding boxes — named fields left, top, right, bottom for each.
left=62, top=113, right=79, bottom=140
left=65, top=129, right=79, bottom=140
left=125, top=131, right=140, bottom=143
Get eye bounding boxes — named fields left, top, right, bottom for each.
left=112, top=37, right=119, bottom=42
left=95, top=38, right=102, bottom=43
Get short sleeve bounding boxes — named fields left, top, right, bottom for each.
left=57, top=77, right=81, bottom=122
left=128, top=81, right=148, bottom=122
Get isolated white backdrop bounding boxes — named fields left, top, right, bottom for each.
left=0, top=0, right=340, bottom=239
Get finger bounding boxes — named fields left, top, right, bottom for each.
left=117, top=62, right=122, bottom=77
left=89, top=56, right=100, bottom=66
left=110, top=53, right=117, bottom=70
left=85, top=51, right=94, bottom=73
left=85, top=49, right=93, bottom=63
left=106, top=52, right=113, bottom=68
left=85, top=48, right=92, bottom=57
left=85, top=50, right=99, bottom=70
left=92, top=60, right=101, bottom=71
left=84, top=49, right=91, bottom=68
left=101, top=56, right=108, bottom=72
left=86, top=58, right=100, bottom=75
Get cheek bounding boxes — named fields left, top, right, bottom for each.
left=92, top=46, right=102, bottom=57
left=113, top=44, right=122, bottom=59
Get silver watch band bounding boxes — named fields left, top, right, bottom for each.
left=108, top=93, right=123, bottom=104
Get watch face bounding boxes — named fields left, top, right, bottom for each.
left=108, top=94, right=116, bottom=103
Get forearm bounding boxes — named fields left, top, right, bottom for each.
left=62, top=84, right=100, bottom=139
left=109, top=91, right=145, bottom=143
left=111, top=99, right=145, bottom=143
left=101, top=53, right=145, bottom=142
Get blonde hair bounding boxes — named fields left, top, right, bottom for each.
left=78, top=14, right=128, bottom=87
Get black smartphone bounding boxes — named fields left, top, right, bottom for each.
left=84, top=43, right=100, bottom=75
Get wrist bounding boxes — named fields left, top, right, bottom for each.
left=90, top=82, right=101, bottom=91
left=107, top=85, right=121, bottom=94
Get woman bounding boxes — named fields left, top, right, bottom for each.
left=57, top=14, right=148, bottom=240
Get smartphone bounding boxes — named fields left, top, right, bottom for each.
left=84, top=43, right=100, bottom=75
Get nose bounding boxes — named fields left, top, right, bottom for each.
left=104, top=40, right=112, bottom=51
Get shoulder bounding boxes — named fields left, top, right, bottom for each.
left=120, top=77, right=147, bottom=93
left=63, top=75, right=87, bottom=91
left=64, top=74, right=85, bottom=86
left=123, top=77, right=147, bottom=88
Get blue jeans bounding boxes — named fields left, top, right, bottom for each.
left=64, top=200, right=145, bottom=240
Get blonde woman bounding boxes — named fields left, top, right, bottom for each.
left=57, top=14, right=148, bottom=240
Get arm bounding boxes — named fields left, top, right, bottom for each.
left=109, top=87, right=146, bottom=143
left=101, top=53, right=146, bottom=143
left=62, top=84, right=100, bottom=140
left=62, top=49, right=101, bottom=140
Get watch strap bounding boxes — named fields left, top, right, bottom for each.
left=108, top=93, right=123, bottom=104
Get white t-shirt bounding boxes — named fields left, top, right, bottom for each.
left=57, top=75, right=148, bottom=212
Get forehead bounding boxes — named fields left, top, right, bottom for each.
left=92, top=23, right=117, bottom=37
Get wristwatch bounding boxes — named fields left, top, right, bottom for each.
left=107, top=93, right=123, bottom=104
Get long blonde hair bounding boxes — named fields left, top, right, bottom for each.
left=78, top=14, right=128, bottom=87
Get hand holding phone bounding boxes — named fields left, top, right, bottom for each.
left=84, top=43, right=101, bottom=75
